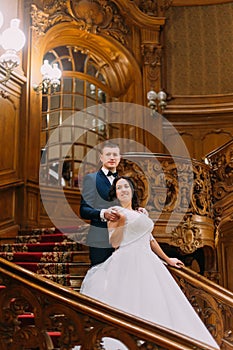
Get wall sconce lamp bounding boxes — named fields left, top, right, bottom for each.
left=89, top=83, right=106, bottom=102
left=0, top=13, right=26, bottom=85
left=147, top=89, right=167, bottom=114
left=33, top=60, right=62, bottom=94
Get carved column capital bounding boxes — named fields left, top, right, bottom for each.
left=138, top=0, right=173, bottom=17
left=141, top=43, right=162, bottom=66
left=141, top=43, right=162, bottom=85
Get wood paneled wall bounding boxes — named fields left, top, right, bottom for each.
left=1, top=0, right=233, bottom=290
left=22, top=1, right=233, bottom=229
left=0, top=71, right=26, bottom=237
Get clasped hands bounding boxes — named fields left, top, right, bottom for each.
left=104, top=208, right=121, bottom=222
left=104, top=207, right=148, bottom=222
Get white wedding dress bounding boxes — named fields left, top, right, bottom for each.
left=80, top=208, right=219, bottom=349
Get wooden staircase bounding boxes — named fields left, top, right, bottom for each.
left=0, top=226, right=90, bottom=291
left=0, top=256, right=224, bottom=350
left=0, top=226, right=91, bottom=349
left=0, top=226, right=231, bottom=349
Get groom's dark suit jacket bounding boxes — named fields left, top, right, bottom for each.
left=80, top=169, right=115, bottom=260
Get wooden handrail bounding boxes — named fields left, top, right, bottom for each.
left=169, top=265, right=233, bottom=301
left=168, top=265, right=233, bottom=347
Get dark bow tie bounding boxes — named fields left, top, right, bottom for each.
left=107, top=171, right=117, bottom=177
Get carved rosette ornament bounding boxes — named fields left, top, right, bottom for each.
left=31, top=0, right=129, bottom=45
left=171, top=216, right=202, bottom=254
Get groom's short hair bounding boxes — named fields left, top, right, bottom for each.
left=99, top=141, right=120, bottom=154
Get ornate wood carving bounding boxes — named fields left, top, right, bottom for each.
left=207, top=142, right=233, bottom=203
left=1, top=259, right=224, bottom=350
left=172, top=272, right=223, bottom=344
left=137, top=0, right=173, bottom=16
left=118, top=153, right=215, bottom=252
left=170, top=265, right=233, bottom=347
left=171, top=215, right=202, bottom=254
left=120, top=154, right=213, bottom=218
left=141, top=43, right=162, bottom=85
left=31, top=0, right=129, bottom=45
left=0, top=90, right=10, bottom=99
left=205, top=140, right=233, bottom=291
left=206, top=140, right=233, bottom=238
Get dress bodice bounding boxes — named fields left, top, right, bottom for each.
left=111, top=207, right=154, bottom=247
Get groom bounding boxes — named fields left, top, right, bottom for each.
left=80, top=141, right=121, bottom=267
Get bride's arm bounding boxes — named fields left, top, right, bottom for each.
left=108, top=211, right=126, bottom=248
left=150, top=238, right=184, bottom=268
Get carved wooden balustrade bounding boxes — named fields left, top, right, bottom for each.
left=204, top=140, right=233, bottom=293
left=0, top=257, right=225, bottom=350
left=205, top=139, right=233, bottom=232
left=118, top=153, right=216, bottom=272
left=169, top=265, right=233, bottom=350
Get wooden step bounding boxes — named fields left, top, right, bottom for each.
left=0, top=241, right=81, bottom=253
left=16, top=261, right=90, bottom=275
left=0, top=250, right=90, bottom=263
left=40, top=274, right=85, bottom=288
left=0, top=227, right=91, bottom=295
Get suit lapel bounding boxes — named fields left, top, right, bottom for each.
left=96, top=169, right=112, bottom=201
left=98, top=169, right=111, bottom=187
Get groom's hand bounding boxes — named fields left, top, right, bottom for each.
left=104, top=208, right=120, bottom=221
left=138, top=207, right=148, bottom=216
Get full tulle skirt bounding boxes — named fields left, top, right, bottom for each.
left=81, top=234, right=219, bottom=349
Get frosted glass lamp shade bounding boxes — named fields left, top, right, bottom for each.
left=147, top=90, right=157, bottom=101
left=40, top=60, right=53, bottom=79
left=157, top=91, right=167, bottom=101
left=0, top=51, right=19, bottom=68
left=33, top=60, right=62, bottom=93
left=1, top=19, right=26, bottom=52
left=51, top=63, right=62, bottom=80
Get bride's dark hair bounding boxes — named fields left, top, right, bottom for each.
left=108, top=176, right=140, bottom=210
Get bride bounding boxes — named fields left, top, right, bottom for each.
left=80, top=176, right=220, bottom=350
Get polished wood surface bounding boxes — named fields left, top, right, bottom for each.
left=0, top=0, right=233, bottom=306
left=0, top=68, right=26, bottom=235
left=206, top=140, right=233, bottom=293
left=0, top=256, right=228, bottom=349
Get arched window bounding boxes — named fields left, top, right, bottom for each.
left=40, top=45, right=112, bottom=188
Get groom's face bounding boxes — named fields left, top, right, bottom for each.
left=100, top=146, right=121, bottom=171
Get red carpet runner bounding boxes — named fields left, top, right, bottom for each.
left=0, top=226, right=90, bottom=289
left=0, top=226, right=91, bottom=349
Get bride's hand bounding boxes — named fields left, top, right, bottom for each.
left=167, top=258, right=184, bottom=268
left=137, top=207, right=148, bottom=216
left=105, top=207, right=121, bottom=222
left=108, top=207, right=126, bottom=224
